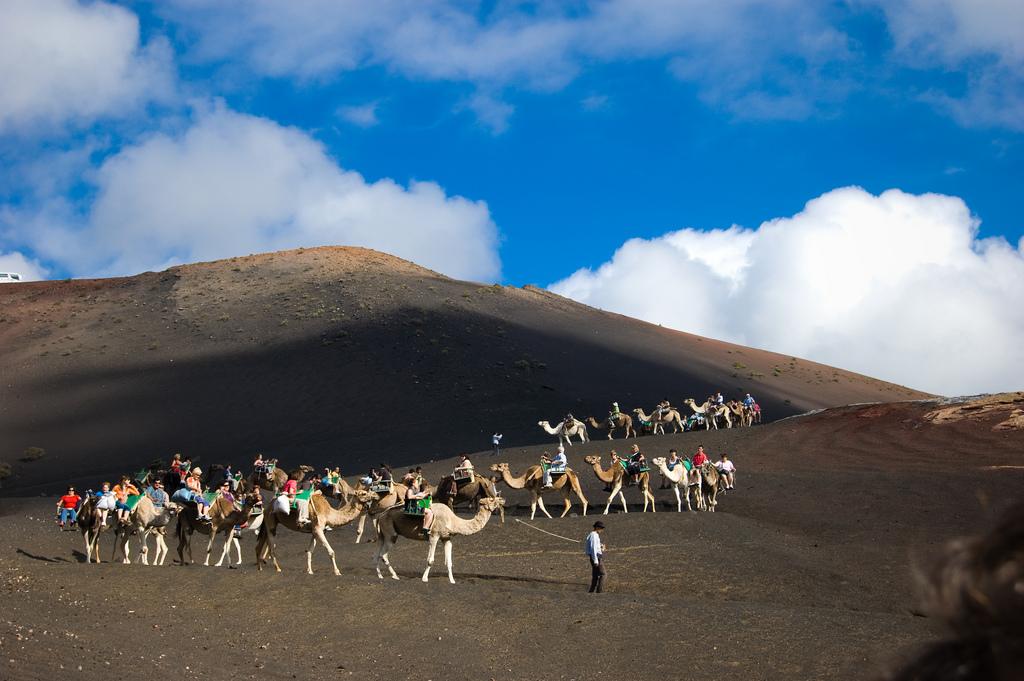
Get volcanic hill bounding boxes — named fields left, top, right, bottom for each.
left=0, top=247, right=926, bottom=491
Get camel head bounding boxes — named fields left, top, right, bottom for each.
left=479, top=497, right=505, bottom=512
left=583, top=455, right=602, bottom=466
left=298, top=464, right=315, bottom=473
left=651, top=457, right=666, bottom=468
left=489, top=462, right=510, bottom=473
left=164, top=501, right=182, bottom=516
left=353, top=489, right=379, bottom=504
left=537, top=420, right=549, bottom=426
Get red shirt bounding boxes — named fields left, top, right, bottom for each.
left=59, top=494, right=81, bottom=509
left=692, top=452, right=708, bottom=467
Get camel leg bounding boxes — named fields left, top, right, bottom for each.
left=315, top=526, right=340, bottom=576
left=232, top=536, right=242, bottom=564
left=529, top=498, right=537, bottom=521
left=355, top=512, right=368, bottom=544
left=305, top=533, right=318, bottom=575
left=422, top=534, right=440, bottom=582
left=646, top=487, right=656, bottom=513
left=560, top=491, right=572, bottom=518
left=84, top=531, right=93, bottom=564
left=119, top=531, right=132, bottom=564
left=376, top=535, right=399, bottom=580
left=536, top=496, right=552, bottom=519
left=155, top=532, right=168, bottom=565
left=444, top=539, right=455, bottom=584
left=204, top=529, right=218, bottom=566
left=673, top=487, right=682, bottom=513
left=215, top=533, right=232, bottom=567
left=617, top=489, right=628, bottom=514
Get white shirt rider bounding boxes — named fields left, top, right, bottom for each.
left=543, top=446, right=567, bottom=487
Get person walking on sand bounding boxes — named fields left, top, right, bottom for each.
left=492, top=432, right=503, bottom=456
left=586, top=521, right=606, bottom=593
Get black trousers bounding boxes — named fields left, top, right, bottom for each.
left=589, top=559, right=606, bottom=593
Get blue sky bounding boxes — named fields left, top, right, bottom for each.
left=1, top=0, right=1022, bottom=395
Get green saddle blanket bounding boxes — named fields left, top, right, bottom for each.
left=202, top=491, right=217, bottom=505
left=290, top=487, right=314, bottom=508
left=126, top=494, right=144, bottom=511
left=404, top=497, right=431, bottom=515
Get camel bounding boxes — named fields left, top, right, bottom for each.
left=244, top=462, right=315, bottom=494
left=175, top=492, right=262, bottom=566
left=538, top=419, right=588, bottom=447
left=434, top=473, right=505, bottom=523
left=684, top=399, right=733, bottom=430
left=77, top=495, right=111, bottom=563
left=489, top=462, right=588, bottom=519
left=632, top=407, right=685, bottom=435
left=112, top=496, right=179, bottom=565
left=651, top=458, right=702, bottom=512
left=695, top=461, right=722, bottom=512
left=583, top=455, right=656, bottom=514
left=352, top=480, right=409, bottom=544
left=726, top=401, right=753, bottom=427
left=586, top=415, right=637, bottom=440
left=374, top=496, right=504, bottom=584
left=256, top=489, right=379, bottom=575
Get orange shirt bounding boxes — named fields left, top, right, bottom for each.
left=113, top=483, right=138, bottom=502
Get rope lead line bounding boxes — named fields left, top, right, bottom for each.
left=514, top=518, right=581, bottom=543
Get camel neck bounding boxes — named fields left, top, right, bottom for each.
left=592, top=462, right=616, bottom=483
left=501, top=467, right=530, bottom=489
left=448, top=506, right=493, bottom=535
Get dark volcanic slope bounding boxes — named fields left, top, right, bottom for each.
left=0, top=247, right=925, bottom=491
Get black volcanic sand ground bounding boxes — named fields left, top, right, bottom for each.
left=1, top=401, right=1022, bottom=681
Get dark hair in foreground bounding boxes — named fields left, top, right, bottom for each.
left=883, top=503, right=1024, bottom=681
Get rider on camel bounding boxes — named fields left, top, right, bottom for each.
left=627, top=444, right=646, bottom=484
left=541, top=445, right=567, bottom=489
left=405, top=478, right=433, bottom=537
left=607, top=402, right=621, bottom=428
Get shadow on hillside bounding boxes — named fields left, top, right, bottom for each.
left=2, top=304, right=798, bottom=493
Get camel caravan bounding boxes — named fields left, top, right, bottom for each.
left=55, top=394, right=748, bottom=582
left=540, top=393, right=763, bottom=445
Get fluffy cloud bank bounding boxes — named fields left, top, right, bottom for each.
left=0, top=0, right=173, bottom=132
left=0, top=251, right=47, bottom=281
left=550, top=188, right=1024, bottom=396
left=14, top=106, right=500, bottom=281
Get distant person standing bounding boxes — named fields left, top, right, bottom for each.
left=492, top=433, right=503, bottom=456
left=586, top=521, right=606, bottom=593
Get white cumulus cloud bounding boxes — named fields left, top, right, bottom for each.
left=550, top=187, right=1024, bottom=396
left=12, top=105, right=500, bottom=282
left=0, top=0, right=174, bottom=133
left=0, top=251, right=47, bottom=281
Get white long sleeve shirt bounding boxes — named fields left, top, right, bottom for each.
left=585, top=531, right=603, bottom=563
